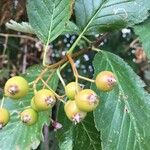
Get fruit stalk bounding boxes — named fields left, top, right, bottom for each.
left=0, top=97, right=5, bottom=108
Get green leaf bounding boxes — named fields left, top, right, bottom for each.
left=0, top=65, right=59, bottom=150
left=91, top=51, right=150, bottom=150
left=63, top=21, right=80, bottom=35
left=0, top=69, right=9, bottom=80
left=27, top=0, right=70, bottom=44
left=56, top=104, right=101, bottom=150
left=75, top=0, right=150, bottom=34
left=134, top=18, right=150, bottom=59
left=6, top=20, right=35, bottom=34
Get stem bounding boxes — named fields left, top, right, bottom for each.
left=42, top=4, right=54, bottom=66
left=0, top=97, right=5, bottom=108
left=48, top=48, right=90, bottom=69
left=92, top=47, right=102, bottom=52
left=43, top=45, right=48, bottom=66
left=33, top=68, right=48, bottom=93
left=28, top=81, right=34, bottom=86
left=0, top=33, right=37, bottom=42
left=67, top=24, right=90, bottom=54
left=66, top=54, right=95, bottom=84
left=82, top=36, right=92, bottom=44
left=58, top=98, right=66, bottom=104
left=60, top=62, right=69, bottom=70
left=78, top=75, right=95, bottom=83
left=40, top=78, right=58, bottom=96
left=66, top=54, right=80, bottom=93
left=66, top=54, right=78, bottom=77
left=2, top=35, right=8, bottom=66
left=43, top=70, right=55, bottom=89
left=56, top=69, right=66, bottom=88
left=67, top=4, right=104, bottom=55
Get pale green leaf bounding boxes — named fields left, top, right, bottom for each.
left=63, top=21, right=80, bottom=35
left=27, top=0, right=70, bottom=44
left=6, top=20, right=35, bottom=34
left=91, top=51, right=150, bottom=150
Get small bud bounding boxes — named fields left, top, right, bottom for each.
left=52, top=121, right=62, bottom=131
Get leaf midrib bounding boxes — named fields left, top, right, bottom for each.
left=101, top=51, right=143, bottom=149
left=77, top=0, right=108, bottom=34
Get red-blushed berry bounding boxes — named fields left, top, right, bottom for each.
left=95, top=71, right=116, bottom=92
left=75, top=89, right=99, bottom=112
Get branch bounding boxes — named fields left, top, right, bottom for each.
left=0, top=33, right=38, bottom=42
left=47, top=33, right=108, bottom=69
left=47, top=47, right=90, bottom=69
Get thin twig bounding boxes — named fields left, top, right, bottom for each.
left=33, top=68, right=48, bottom=93
left=47, top=48, right=90, bottom=69
left=0, top=33, right=38, bottom=42
left=47, top=33, right=108, bottom=70
left=2, top=34, right=8, bottom=66
left=0, top=97, right=5, bottom=108
left=43, top=70, right=55, bottom=89
left=56, top=69, right=66, bottom=88
left=22, top=40, right=28, bottom=74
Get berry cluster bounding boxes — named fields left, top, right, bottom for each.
left=0, top=76, right=57, bottom=128
left=0, top=69, right=116, bottom=129
left=64, top=71, right=116, bottom=124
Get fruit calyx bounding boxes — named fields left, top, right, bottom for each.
left=87, top=93, right=98, bottom=105
left=21, top=108, right=38, bottom=125
left=7, top=85, right=19, bottom=96
left=72, top=113, right=84, bottom=124
left=45, top=96, right=55, bottom=106
left=22, top=114, right=31, bottom=123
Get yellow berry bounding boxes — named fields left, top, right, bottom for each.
left=75, top=89, right=99, bottom=112
left=95, top=71, right=116, bottom=92
left=64, top=100, right=87, bottom=124
left=21, top=108, right=38, bottom=125
left=34, top=89, right=56, bottom=111
left=0, top=108, right=10, bottom=129
left=65, top=82, right=82, bottom=100
left=30, top=97, right=38, bottom=111
left=4, top=76, right=29, bottom=99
